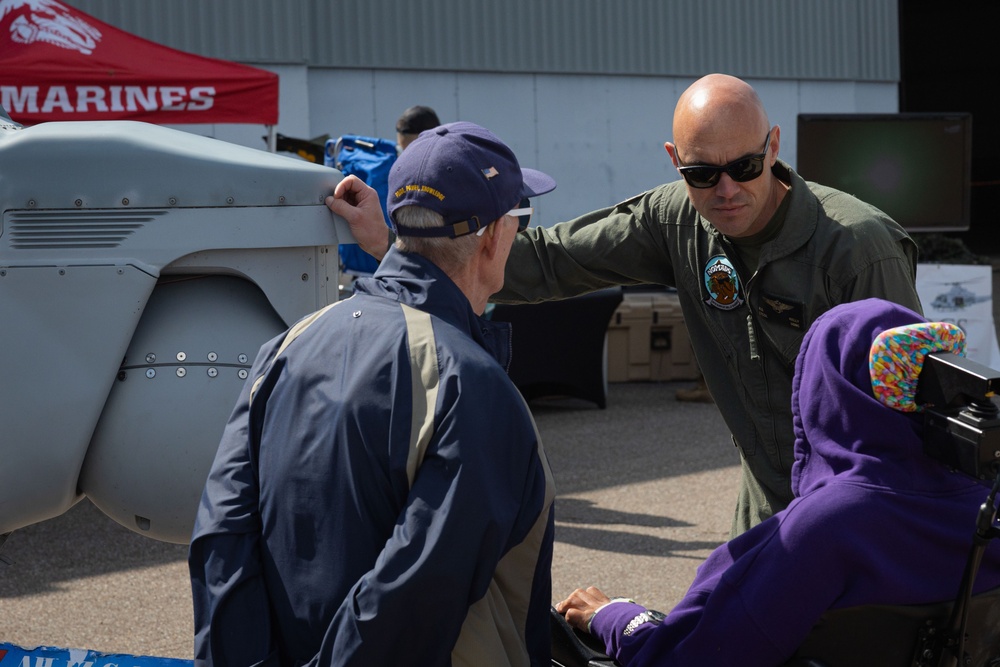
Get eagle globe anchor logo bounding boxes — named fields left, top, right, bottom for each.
left=2, top=0, right=102, bottom=55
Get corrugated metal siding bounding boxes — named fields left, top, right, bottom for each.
left=64, top=0, right=899, bottom=81
left=64, top=0, right=306, bottom=63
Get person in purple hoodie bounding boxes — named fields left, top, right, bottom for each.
left=556, top=297, right=1000, bottom=666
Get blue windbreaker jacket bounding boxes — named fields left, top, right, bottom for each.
left=189, top=248, right=556, bottom=667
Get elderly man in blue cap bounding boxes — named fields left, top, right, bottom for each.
left=189, top=122, right=558, bottom=667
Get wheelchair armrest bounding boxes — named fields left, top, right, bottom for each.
left=550, top=606, right=619, bottom=667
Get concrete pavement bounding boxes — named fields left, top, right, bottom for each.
left=0, top=380, right=737, bottom=659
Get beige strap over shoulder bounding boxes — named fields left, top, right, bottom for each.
left=400, top=303, right=440, bottom=487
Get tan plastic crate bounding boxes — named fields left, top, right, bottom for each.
left=607, top=292, right=700, bottom=382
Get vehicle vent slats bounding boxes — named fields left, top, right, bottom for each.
left=6, top=211, right=163, bottom=249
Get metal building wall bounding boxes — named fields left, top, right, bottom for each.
left=65, top=0, right=899, bottom=82
left=57, top=0, right=901, bottom=224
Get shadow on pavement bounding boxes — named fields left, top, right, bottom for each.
left=0, top=500, right=188, bottom=599
left=0, top=382, right=734, bottom=599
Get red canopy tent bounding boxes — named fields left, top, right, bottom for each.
left=0, top=0, right=278, bottom=137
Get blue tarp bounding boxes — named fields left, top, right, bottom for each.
left=324, top=134, right=397, bottom=275
left=0, top=643, right=192, bottom=667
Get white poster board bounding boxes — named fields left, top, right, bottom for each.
left=916, top=263, right=1000, bottom=369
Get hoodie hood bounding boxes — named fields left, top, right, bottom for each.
left=790, top=298, right=969, bottom=498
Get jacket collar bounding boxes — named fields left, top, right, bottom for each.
left=352, top=247, right=513, bottom=372
left=756, top=160, right=818, bottom=263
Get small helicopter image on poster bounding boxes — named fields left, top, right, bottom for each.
left=930, top=278, right=992, bottom=312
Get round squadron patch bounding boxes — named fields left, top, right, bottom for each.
left=703, top=256, right=744, bottom=311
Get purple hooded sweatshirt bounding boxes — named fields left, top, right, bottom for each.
left=590, top=298, right=1000, bottom=666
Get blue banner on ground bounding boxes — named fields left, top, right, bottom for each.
left=0, top=644, right=192, bottom=667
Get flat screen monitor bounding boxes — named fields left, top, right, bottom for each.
left=796, top=113, right=972, bottom=233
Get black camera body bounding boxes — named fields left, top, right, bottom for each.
left=919, top=352, right=1000, bottom=481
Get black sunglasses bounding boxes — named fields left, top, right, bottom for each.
left=676, top=130, right=772, bottom=189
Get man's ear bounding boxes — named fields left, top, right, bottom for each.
left=479, top=219, right=503, bottom=260
left=664, top=142, right=679, bottom=169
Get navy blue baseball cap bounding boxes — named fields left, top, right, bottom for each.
left=387, top=121, right=556, bottom=238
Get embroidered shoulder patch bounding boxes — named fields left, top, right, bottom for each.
left=703, top=255, right=744, bottom=311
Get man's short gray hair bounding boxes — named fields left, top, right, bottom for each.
left=394, top=206, right=482, bottom=272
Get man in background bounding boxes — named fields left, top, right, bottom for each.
left=395, top=104, right=440, bottom=152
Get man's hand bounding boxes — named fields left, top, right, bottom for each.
left=325, top=175, right=391, bottom=262
left=555, top=586, right=612, bottom=633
